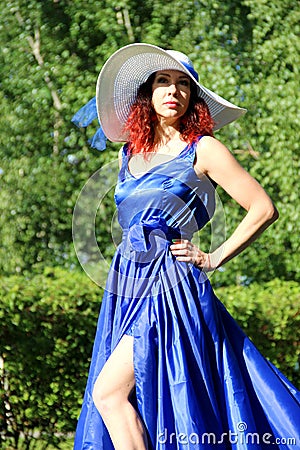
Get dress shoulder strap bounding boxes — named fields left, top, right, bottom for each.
left=182, top=136, right=204, bottom=162
left=120, top=143, right=130, bottom=167
left=121, top=143, right=129, bottom=159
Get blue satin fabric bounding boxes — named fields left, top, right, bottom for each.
left=74, top=140, right=300, bottom=449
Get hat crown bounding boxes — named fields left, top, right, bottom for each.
left=166, top=50, right=193, bottom=68
left=166, top=50, right=199, bottom=82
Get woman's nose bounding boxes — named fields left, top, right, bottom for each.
left=167, top=83, right=177, bottom=94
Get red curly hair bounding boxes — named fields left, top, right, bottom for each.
left=123, top=73, right=215, bottom=156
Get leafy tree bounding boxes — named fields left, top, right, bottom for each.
left=219, top=0, right=300, bottom=284
left=0, top=1, right=122, bottom=274
left=0, top=0, right=299, bottom=284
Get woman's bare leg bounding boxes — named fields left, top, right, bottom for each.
left=92, top=334, right=148, bottom=449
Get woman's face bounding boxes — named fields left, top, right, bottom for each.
left=151, top=70, right=191, bottom=122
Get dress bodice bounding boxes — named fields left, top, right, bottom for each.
left=114, top=139, right=216, bottom=248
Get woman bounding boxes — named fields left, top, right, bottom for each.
left=73, top=44, right=299, bottom=449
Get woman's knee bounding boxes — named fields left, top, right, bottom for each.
left=92, top=375, right=131, bottom=418
left=92, top=335, right=135, bottom=417
left=92, top=378, right=114, bottom=416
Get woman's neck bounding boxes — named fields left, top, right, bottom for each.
left=153, top=120, right=182, bottom=149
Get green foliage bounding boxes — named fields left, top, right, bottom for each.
left=0, top=268, right=101, bottom=449
left=216, top=279, right=300, bottom=387
left=218, top=0, right=300, bottom=285
left=0, top=0, right=299, bottom=283
left=4, top=438, right=73, bottom=450
left=0, top=271, right=299, bottom=448
left=1, top=2, right=299, bottom=447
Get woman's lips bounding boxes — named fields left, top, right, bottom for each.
left=164, top=101, right=179, bottom=108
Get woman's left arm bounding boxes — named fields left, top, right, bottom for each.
left=170, top=136, right=279, bottom=270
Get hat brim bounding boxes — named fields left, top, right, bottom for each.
left=96, top=43, right=246, bottom=142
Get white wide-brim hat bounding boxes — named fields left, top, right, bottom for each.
left=96, top=43, right=246, bottom=142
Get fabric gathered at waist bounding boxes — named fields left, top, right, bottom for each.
left=121, top=218, right=191, bottom=253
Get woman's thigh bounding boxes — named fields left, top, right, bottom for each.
left=93, top=334, right=135, bottom=403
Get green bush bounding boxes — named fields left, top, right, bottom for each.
left=0, top=270, right=299, bottom=448
left=216, top=279, right=300, bottom=387
left=0, top=268, right=101, bottom=449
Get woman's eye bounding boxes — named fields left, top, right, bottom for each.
left=155, top=76, right=190, bottom=87
left=180, top=79, right=190, bottom=87
left=157, top=77, right=168, bottom=83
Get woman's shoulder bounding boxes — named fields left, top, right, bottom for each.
left=196, top=135, right=224, bottom=152
left=195, top=136, right=235, bottom=173
left=196, top=136, right=233, bottom=163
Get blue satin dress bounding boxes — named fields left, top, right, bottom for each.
left=74, top=139, right=300, bottom=449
